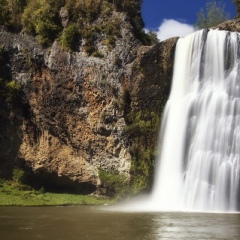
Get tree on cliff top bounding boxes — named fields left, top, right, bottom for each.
left=22, top=0, right=63, bottom=45
left=233, top=0, right=240, bottom=17
left=195, top=0, right=230, bottom=29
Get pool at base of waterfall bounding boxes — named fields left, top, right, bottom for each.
left=0, top=206, right=240, bottom=240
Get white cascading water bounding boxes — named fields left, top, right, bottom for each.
left=150, top=29, right=240, bottom=212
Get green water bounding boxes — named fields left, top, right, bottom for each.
left=0, top=206, right=239, bottom=240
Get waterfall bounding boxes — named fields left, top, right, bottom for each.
left=151, top=29, right=240, bottom=212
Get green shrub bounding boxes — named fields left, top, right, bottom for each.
left=126, top=111, right=160, bottom=134
left=98, top=169, right=129, bottom=197
left=0, top=78, right=22, bottom=105
left=60, top=24, right=80, bottom=52
left=21, top=0, right=40, bottom=34
left=12, top=168, right=26, bottom=183
left=5, top=80, right=21, bottom=103
left=65, top=0, right=101, bottom=23
left=101, top=1, right=112, bottom=16
left=22, top=0, right=62, bottom=45
left=145, top=30, right=159, bottom=45
left=36, top=21, right=61, bottom=45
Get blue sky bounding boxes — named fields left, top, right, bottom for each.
left=142, top=0, right=237, bottom=41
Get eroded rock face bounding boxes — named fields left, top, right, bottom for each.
left=0, top=21, right=134, bottom=191
left=0, top=18, right=179, bottom=194
left=130, top=37, right=178, bottom=111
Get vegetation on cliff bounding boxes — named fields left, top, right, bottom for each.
left=0, top=0, right=157, bottom=53
left=195, top=1, right=230, bottom=29
left=0, top=79, right=22, bottom=104
left=124, top=105, right=165, bottom=194
left=233, top=0, right=240, bottom=17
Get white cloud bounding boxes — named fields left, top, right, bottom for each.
left=144, top=28, right=150, bottom=34
left=155, top=19, right=195, bottom=41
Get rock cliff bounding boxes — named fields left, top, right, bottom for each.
left=0, top=12, right=178, bottom=194
left=1, top=13, right=238, bottom=195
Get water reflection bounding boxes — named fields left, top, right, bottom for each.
left=151, top=212, right=240, bottom=240
left=0, top=206, right=239, bottom=240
